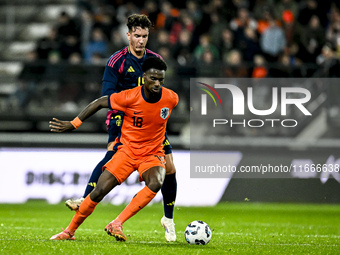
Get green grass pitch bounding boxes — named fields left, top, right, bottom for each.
left=0, top=201, right=339, bottom=254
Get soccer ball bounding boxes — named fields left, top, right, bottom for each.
left=184, top=220, right=212, bottom=245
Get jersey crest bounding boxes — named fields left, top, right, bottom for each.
left=160, top=107, right=169, bottom=120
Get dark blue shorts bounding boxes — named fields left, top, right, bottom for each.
left=106, top=111, right=173, bottom=154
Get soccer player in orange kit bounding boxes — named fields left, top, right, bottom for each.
left=66, top=14, right=177, bottom=242
left=49, top=57, right=178, bottom=241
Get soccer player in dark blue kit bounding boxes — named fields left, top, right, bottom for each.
left=63, top=14, right=177, bottom=241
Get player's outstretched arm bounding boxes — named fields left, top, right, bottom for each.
left=49, top=96, right=109, bottom=133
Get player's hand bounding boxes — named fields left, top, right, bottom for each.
left=49, top=118, right=75, bottom=132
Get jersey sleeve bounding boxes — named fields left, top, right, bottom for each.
left=173, top=92, right=179, bottom=108
left=108, top=90, right=129, bottom=112
left=102, top=63, right=120, bottom=96
left=102, top=50, right=126, bottom=96
left=167, top=89, right=179, bottom=109
left=102, top=79, right=119, bottom=96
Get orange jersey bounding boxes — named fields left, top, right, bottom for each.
left=108, top=86, right=178, bottom=157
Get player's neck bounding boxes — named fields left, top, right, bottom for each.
left=142, top=86, right=162, bottom=103
left=143, top=86, right=151, bottom=100
left=129, top=46, right=145, bottom=59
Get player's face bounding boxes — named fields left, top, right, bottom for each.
left=127, top=26, right=149, bottom=56
left=143, top=68, right=165, bottom=97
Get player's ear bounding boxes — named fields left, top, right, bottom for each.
left=126, top=31, right=130, bottom=41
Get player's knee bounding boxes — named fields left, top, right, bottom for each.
left=147, top=178, right=164, bottom=193
left=145, top=168, right=165, bottom=192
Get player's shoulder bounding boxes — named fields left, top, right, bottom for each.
left=113, top=86, right=140, bottom=103
left=145, top=48, right=163, bottom=59
left=122, top=86, right=141, bottom=97
left=106, top=47, right=129, bottom=67
left=162, top=87, right=178, bottom=101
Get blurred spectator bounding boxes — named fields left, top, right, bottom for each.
left=260, top=15, right=286, bottom=62
left=173, top=29, right=194, bottom=66
left=7, top=51, right=44, bottom=110
left=209, top=12, right=228, bottom=46
left=42, top=50, right=63, bottom=85
left=286, top=43, right=303, bottom=66
left=186, top=0, right=203, bottom=25
left=297, top=0, right=327, bottom=27
left=59, top=35, right=81, bottom=60
left=84, top=28, right=108, bottom=62
left=230, top=7, right=257, bottom=32
left=68, top=52, right=82, bottom=64
left=193, top=33, right=219, bottom=62
left=231, top=6, right=258, bottom=58
left=35, top=27, right=60, bottom=60
left=149, top=29, right=173, bottom=53
left=92, top=12, right=118, bottom=43
left=155, top=1, right=179, bottom=31
left=315, top=43, right=340, bottom=77
left=141, top=0, right=159, bottom=25
left=169, top=10, right=195, bottom=44
left=223, top=49, right=249, bottom=77
left=256, top=6, right=276, bottom=34
left=47, top=50, right=61, bottom=64
left=251, top=54, right=268, bottom=78
left=197, top=49, right=220, bottom=77
left=281, top=9, right=296, bottom=46
left=219, top=28, right=235, bottom=61
left=237, top=26, right=261, bottom=62
left=299, top=15, right=325, bottom=63
left=56, top=11, right=80, bottom=40
left=274, top=0, right=299, bottom=23
left=270, top=54, right=296, bottom=77
left=316, top=43, right=335, bottom=66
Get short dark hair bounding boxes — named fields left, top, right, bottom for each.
left=127, top=14, right=152, bottom=31
left=142, top=57, right=167, bottom=72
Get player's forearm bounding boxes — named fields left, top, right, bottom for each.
left=50, top=95, right=110, bottom=132
left=77, top=96, right=109, bottom=122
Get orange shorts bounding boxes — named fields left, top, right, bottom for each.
left=103, top=149, right=166, bottom=184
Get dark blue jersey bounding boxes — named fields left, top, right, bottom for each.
left=102, top=46, right=162, bottom=97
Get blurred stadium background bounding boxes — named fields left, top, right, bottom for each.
left=1, top=0, right=340, bottom=205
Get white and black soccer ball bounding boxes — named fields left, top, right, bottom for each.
left=184, top=220, right=212, bottom=245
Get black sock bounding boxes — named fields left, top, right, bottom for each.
left=82, top=150, right=116, bottom=198
left=161, top=172, right=177, bottom=219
